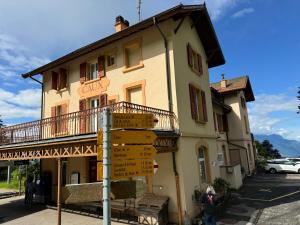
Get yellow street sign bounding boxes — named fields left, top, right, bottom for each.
left=111, top=159, right=154, bottom=179
left=98, top=130, right=157, bottom=144
left=112, top=113, right=155, bottom=129
left=97, top=159, right=154, bottom=180
left=97, top=130, right=103, bottom=145
left=111, top=145, right=157, bottom=160
left=97, top=146, right=103, bottom=161
left=97, top=162, right=103, bottom=181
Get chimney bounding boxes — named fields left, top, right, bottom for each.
left=220, top=74, right=227, bottom=88
left=115, top=15, right=129, bottom=32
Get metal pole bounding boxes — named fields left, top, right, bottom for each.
left=18, top=166, right=21, bottom=196
left=7, top=165, right=11, bottom=184
left=57, top=158, right=62, bottom=225
left=103, top=107, right=111, bottom=225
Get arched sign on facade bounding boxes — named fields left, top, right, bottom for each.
left=77, top=77, right=110, bottom=99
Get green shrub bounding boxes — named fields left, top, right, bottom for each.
left=212, top=177, right=230, bottom=194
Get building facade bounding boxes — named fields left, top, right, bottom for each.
left=0, top=4, right=256, bottom=223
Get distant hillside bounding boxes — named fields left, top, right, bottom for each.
left=255, top=134, right=300, bottom=157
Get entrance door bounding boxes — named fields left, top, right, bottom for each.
left=89, top=157, right=97, bottom=183
left=90, top=98, right=99, bottom=132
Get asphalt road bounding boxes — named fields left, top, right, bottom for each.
left=218, top=173, right=300, bottom=225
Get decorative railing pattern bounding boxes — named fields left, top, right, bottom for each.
left=0, top=102, right=178, bottom=145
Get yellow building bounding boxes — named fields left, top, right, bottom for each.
left=0, top=4, right=256, bottom=224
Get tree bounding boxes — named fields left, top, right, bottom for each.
left=261, top=140, right=282, bottom=159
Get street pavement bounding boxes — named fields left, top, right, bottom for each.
left=0, top=196, right=126, bottom=225
left=1, top=174, right=300, bottom=225
left=217, top=173, right=300, bottom=225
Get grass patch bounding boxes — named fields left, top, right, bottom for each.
left=0, top=181, right=24, bottom=191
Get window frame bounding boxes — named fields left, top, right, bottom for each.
left=123, top=38, right=144, bottom=73
left=189, top=84, right=207, bottom=123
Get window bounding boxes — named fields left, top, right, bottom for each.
left=198, top=148, right=208, bottom=183
left=123, top=39, right=143, bottom=71
left=107, top=53, right=116, bottom=67
left=187, top=43, right=203, bottom=75
left=217, top=114, right=224, bottom=132
left=241, top=97, right=246, bottom=108
left=51, top=104, right=68, bottom=135
left=222, top=145, right=228, bottom=165
left=189, top=84, right=207, bottom=123
left=88, top=63, right=98, bottom=81
left=51, top=68, right=68, bottom=90
left=244, top=116, right=249, bottom=134
left=89, top=98, right=100, bottom=133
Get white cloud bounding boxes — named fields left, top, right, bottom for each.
left=248, top=92, right=300, bottom=141
left=198, top=0, right=241, bottom=20
left=0, top=33, right=50, bottom=81
left=232, top=7, right=254, bottom=18
left=0, top=88, right=41, bottom=120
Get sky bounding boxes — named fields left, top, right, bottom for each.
left=0, top=0, right=299, bottom=140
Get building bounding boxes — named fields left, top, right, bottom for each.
left=0, top=4, right=256, bottom=223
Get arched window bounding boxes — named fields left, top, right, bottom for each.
left=198, top=147, right=208, bottom=183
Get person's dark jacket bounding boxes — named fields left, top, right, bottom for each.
left=201, top=193, right=219, bottom=215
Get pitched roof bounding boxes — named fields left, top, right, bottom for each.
left=22, top=4, right=225, bottom=78
left=210, top=76, right=255, bottom=102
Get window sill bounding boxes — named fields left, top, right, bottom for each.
left=189, top=66, right=203, bottom=76
left=56, top=87, right=68, bottom=93
left=84, top=78, right=100, bottom=85
left=195, top=119, right=206, bottom=125
left=123, top=63, right=144, bottom=73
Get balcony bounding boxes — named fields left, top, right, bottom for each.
left=0, top=102, right=178, bottom=146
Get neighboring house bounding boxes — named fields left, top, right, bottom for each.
left=0, top=4, right=255, bottom=223
left=211, top=75, right=256, bottom=179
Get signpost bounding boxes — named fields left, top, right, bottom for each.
left=111, top=113, right=155, bottom=129
left=98, top=111, right=158, bottom=225
left=98, top=130, right=157, bottom=144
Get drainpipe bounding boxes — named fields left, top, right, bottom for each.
left=28, top=75, right=44, bottom=182
left=153, top=17, right=183, bottom=225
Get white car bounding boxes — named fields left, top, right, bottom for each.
left=286, top=158, right=300, bottom=164
left=265, top=160, right=300, bottom=174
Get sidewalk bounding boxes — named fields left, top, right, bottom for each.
left=0, top=196, right=126, bottom=225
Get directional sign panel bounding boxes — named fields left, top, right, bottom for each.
left=112, top=113, right=155, bottom=129
left=98, top=130, right=157, bottom=145
left=97, top=159, right=154, bottom=180
left=111, top=159, right=154, bottom=179
left=111, top=145, right=156, bottom=160
left=97, top=162, right=103, bottom=181
left=97, top=146, right=103, bottom=161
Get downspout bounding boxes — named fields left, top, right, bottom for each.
left=28, top=75, right=44, bottom=180
left=153, top=17, right=183, bottom=225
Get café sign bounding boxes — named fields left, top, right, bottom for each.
left=78, top=77, right=110, bottom=99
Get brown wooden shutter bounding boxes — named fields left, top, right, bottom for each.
left=51, top=72, right=59, bottom=90
left=100, top=94, right=108, bottom=107
left=59, top=68, right=67, bottom=89
left=197, top=54, right=203, bottom=75
left=201, top=90, right=208, bottom=122
left=80, top=63, right=87, bottom=84
left=98, top=56, right=106, bottom=78
left=187, top=43, right=193, bottom=67
left=189, top=84, right=197, bottom=120
left=61, top=104, right=68, bottom=133
left=79, top=99, right=86, bottom=134
left=51, top=106, right=56, bottom=135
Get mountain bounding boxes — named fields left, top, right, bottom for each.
left=255, top=134, right=300, bottom=157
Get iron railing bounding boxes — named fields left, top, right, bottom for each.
left=0, top=102, right=178, bottom=145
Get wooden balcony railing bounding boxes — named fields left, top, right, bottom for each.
left=0, top=102, right=178, bottom=146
